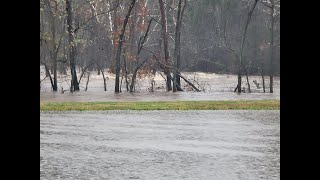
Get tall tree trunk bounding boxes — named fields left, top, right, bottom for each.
left=110, top=0, right=119, bottom=73
left=53, top=49, right=58, bottom=91
left=262, top=67, right=265, bottom=93
left=51, top=3, right=58, bottom=91
left=123, top=47, right=129, bottom=91
left=128, top=4, right=137, bottom=74
left=237, top=0, right=259, bottom=93
left=173, top=0, right=185, bottom=92
left=107, top=1, right=114, bottom=45
left=115, top=0, right=136, bottom=92
left=269, top=0, right=274, bottom=93
left=45, top=0, right=58, bottom=91
left=177, top=0, right=186, bottom=91
left=159, top=0, right=172, bottom=91
left=66, top=0, right=79, bottom=92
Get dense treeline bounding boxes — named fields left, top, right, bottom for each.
left=40, top=0, right=280, bottom=93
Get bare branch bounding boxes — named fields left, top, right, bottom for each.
left=78, top=62, right=94, bottom=84
left=259, top=0, right=272, bottom=8
left=163, top=1, right=175, bottom=11
left=258, top=6, right=271, bottom=15
left=74, top=3, right=120, bottom=33
left=138, top=18, right=154, bottom=54
left=148, top=14, right=162, bottom=26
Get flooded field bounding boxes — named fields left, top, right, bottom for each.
left=40, top=110, right=280, bottom=180
left=40, top=66, right=280, bottom=102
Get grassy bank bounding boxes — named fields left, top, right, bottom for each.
left=40, top=100, right=279, bottom=111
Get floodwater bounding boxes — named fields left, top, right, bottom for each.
left=40, top=110, right=280, bottom=180
left=40, top=66, right=280, bottom=102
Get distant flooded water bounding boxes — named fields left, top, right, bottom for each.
left=40, top=67, right=280, bottom=102
left=40, top=91, right=279, bottom=102
left=40, top=110, right=280, bottom=179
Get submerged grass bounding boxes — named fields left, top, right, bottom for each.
left=40, top=100, right=279, bottom=111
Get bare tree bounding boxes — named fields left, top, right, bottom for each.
left=236, top=0, right=259, bottom=93
left=260, top=0, right=280, bottom=93
left=130, top=18, right=153, bottom=92
left=173, top=0, right=186, bottom=92
left=159, top=0, right=172, bottom=91
left=115, top=0, right=137, bottom=92
left=269, top=0, right=275, bottom=93
left=42, top=0, right=65, bottom=91
left=66, top=0, right=79, bottom=92
left=40, top=0, right=279, bottom=94
left=45, top=0, right=58, bottom=91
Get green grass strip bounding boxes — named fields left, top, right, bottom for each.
left=40, top=100, right=280, bottom=111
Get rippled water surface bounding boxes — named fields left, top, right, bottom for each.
left=40, top=110, right=280, bottom=180
left=40, top=67, right=280, bottom=102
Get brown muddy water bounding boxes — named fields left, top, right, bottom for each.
left=40, top=66, right=280, bottom=102
left=40, top=110, right=280, bottom=180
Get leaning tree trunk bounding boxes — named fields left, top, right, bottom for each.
left=115, top=0, right=136, bottom=92
left=101, top=70, right=107, bottom=91
left=237, top=0, right=259, bottom=93
left=85, top=72, right=91, bottom=91
left=41, top=62, right=54, bottom=90
left=96, top=65, right=107, bottom=91
left=66, top=0, right=79, bottom=92
left=159, top=0, right=172, bottom=91
left=269, top=0, right=274, bottom=93
left=244, top=68, right=251, bottom=93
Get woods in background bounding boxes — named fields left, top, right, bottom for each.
left=40, top=0, right=280, bottom=93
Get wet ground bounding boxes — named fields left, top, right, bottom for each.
left=40, top=110, right=280, bottom=180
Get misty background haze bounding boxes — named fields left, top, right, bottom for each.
left=40, top=0, right=279, bottom=94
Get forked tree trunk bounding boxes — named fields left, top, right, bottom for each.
left=115, top=0, right=136, bottom=92
left=236, top=0, right=259, bottom=93
left=129, top=18, right=153, bottom=92
left=130, top=58, right=150, bottom=92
